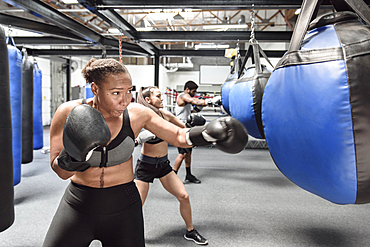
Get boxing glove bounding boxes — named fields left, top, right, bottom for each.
left=193, top=96, right=205, bottom=112
left=136, top=129, right=156, bottom=146
left=186, top=113, right=206, bottom=128
left=187, top=116, right=248, bottom=154
left=205, top=96, right=222, bottom=106
left=57, top=148, right=91, bottom=172
left=193, top=105, right=204, bottom=112
left=62, top=104, right=111, bottom=162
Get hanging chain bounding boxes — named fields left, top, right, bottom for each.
left=119, top=35, right=123, bottom=63
left=250, top=4, right=256, bottom=42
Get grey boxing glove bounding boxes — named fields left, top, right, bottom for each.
left=136, top=129, right=156, bottom=145
left=186, top=116, right=248, bottom=154
left=186, top=113, right=206, bottom=128
left=205, top=96, right=222, bottom=106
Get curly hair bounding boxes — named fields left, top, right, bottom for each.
left=137, top=86, right=161, bottom=116
left=81, top=58, right=131, bottom=87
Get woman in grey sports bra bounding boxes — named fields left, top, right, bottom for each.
left=43, top=58, right=196, bottom=247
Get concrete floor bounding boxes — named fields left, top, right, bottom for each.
left=1, top=128, right=370, bottom=247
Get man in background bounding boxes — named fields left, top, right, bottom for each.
left=173, top=80, right=220, bottom=184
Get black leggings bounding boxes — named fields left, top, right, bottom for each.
left=42, top=181, right=145, bottom=247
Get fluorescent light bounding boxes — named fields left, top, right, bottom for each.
left=295, top=9, right=301, bottom=15
left=195, top=44, right=230, bottom=50
left=61, top=0, right=79, bottom=4
left=136, top=27, right=153, bottom=31
left=203, top=24, right=249, bottom=30
left=108, top=28, right=120, bottom=34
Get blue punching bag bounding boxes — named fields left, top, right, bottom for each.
left=0, top=26, right=15, bottom=232
left=229, top=42, right=272, bottom=139
left=33, top=62, right=43, bottom=150
left=262, top=0, right=370, bottom=204
left=21, top=51, right=33, bottom=164
left=85, top=83, right=94, bottom=99
left=221, top=71, right=237, bottom=115
left=7, top=37, right=22, bottom=185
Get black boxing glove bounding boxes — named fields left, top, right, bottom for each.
left=193, top=96, right=205, bottom=112
left=57, top=148, right=91, bottom=172
left=186, top=113, right=206, bottom=128
left=57, top=104, right=111, bottom=171
left=186, top=116, right=248, bottom=154
left=62, top=104, right=111, bottom=162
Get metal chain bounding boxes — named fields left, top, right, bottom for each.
left=250, top=4, right=256, bottom=42
left=119, top=36, right=123, bottom=63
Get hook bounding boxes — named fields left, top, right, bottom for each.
left=7, top=25, right=12, bottom=37
left=101, top=47, right=107, bottom=58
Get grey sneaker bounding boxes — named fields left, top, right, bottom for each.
left=184, top=229, right=208, bottom=245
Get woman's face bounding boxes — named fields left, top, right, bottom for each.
left=93, top=73, right=133, bottom=118
left=147, top=88, right=163, bottom=109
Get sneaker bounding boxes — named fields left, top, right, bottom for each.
left=184, top=174, right=201, bottom=184
left=184, top=229, right=208, bottom=245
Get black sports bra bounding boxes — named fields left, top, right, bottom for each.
left=82, top=99, right=135, bottom=167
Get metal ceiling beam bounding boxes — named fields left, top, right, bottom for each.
left=2, top=0, right=102, bottom=43
left=80, top=0, right=370, bottom=9
left=12, top=37, right=91, bottom=46
left=2, top=0, right=150, bottom=56
left=160, top=49, right=286, bottom=57
left=79, top=0, right=159, bottom=56
left=0, top=13, right=84, bottom=41
left=27, top=48, right=144, bottom=57
left=25, top=48, right=285, bottom=58
left=136, top=31, right=292, bottom=42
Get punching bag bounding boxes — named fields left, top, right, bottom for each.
left=7, top=37, right=22, bottom=185
left=0, top=26, right=15, bottom=232
left=221, top=71, right=237, bottom=115
left=33, top=62, right=43, bottom=150
left=21, top=51, right=33, bottom=164
left=262, top=0, right=370, bottom=204
left=85, top=83, right=94, bottom=99
left=229, top=43, right=272, bottom=139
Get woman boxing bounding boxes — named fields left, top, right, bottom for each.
left=135, top=86, right=208, bottom=245
left=43, top=58, right=247, bottom=247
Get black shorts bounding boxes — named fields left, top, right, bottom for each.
left=177, top=147, right=192, bottom=154
left=134, top=154, right=173, bottom=183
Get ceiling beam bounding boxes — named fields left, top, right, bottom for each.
left=0, top=13, right=84, bottom=42
left=160, top=49, right=286, bottom=57
left=79, top=1, right=159, bottom=56
left=12, top=37, right=91, bottom=46
left=2, top=0, right=102, bottom=43
left=24, top=48, right=286, bottom=58
left=136, top=31, right=292, bottom=42
left=79, top=0, right=370, bottom=9
left=2, top=0, right=151, bottom=55
left=27, top=48, right=144, bottom=57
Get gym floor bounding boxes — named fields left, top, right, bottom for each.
left=1, top=127, right=370, bottom=247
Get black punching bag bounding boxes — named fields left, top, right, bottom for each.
left=21, top=51, right=33, bottom=164
left=0, top=26, right=15, bottom=232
